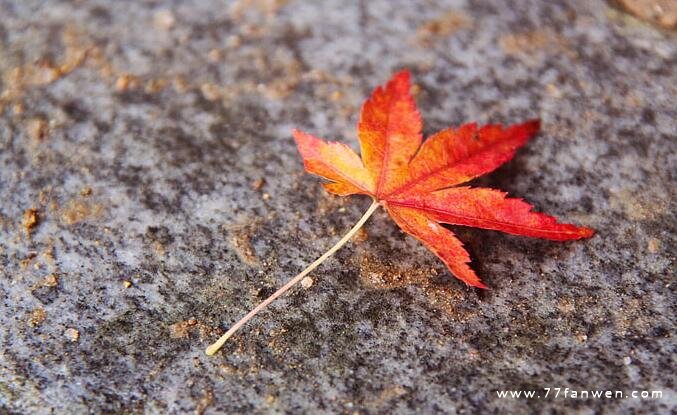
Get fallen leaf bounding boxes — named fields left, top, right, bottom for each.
left=294, top=70, right=593, bottom=288
left=205, top=70, right=595, bottom=355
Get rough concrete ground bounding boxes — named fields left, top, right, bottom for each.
left=0, top=0, right=675, bottom=413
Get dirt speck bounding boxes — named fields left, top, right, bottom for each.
left=169, top=319, right=197, bottom=339
left=22, top=208, right=40, bottom=233
left=42, top=274, right=59, bottom=287
left=207, top=48, right=223, bottom=62
left=613, top=0, right=676, bottom=30
left=358, top=253, right=473, bottom=319
left=28, top=308, right=47, bottom=327
left=60, top=199, right=104, bottom=225
left=301, top=276, right=314, bottom=289
left=417, top=11, right=470, bottom=45
left=330, top=90, right=343, bottom=101
left=226, top=35, right=242, bottom=49
left=196, top=388, right=215, bottom=415
left=546, top=83, right=563, bottom=98
left=200, top=83, right=222, bottom=101
left=359, top=254, right=432, bottom=289
left=609, top=189, right=667, bottom=221
left=0, top=27, right=90, bottom=113
left=229, top=219, right=262, bottom=266
left=229, top=0, right=289, bottom=19
left=365, top=385, right=408, bottom=409
left=144, top=78, right=168, bottom=94
left=557, top=298, right=575, bottom=314
left=173, top=75, right=190, bottom=93
left=352, top=227, right=368, bottom=244
left=500, top=30, right=549, bottom=53
left=153, top=10, right=176, bottom=31
left=20, top=252, right=38, bottom=269
left=115, top=74, right=140, bottom=91
left=218, top=363, right=237, bottom=375
left=252, top=178, right=265, bottom=191
left=647, top=238, right=660, bottom=253
left=27, top=118, right=49, bottom=141
left=499, top=30, right=574, bottom=59
left=64, top=327, right=80, bottom=342
left=169, top=318, right=222, bottom=340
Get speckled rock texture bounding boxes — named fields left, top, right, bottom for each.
left=0, top=0, right=674, bottom=413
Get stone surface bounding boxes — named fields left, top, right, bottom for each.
left=612, top=0, right=677, bottom=30
left=0, top=0, right=674, bottom=413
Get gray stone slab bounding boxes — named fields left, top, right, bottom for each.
left=0, top=0, right=674, bottom=413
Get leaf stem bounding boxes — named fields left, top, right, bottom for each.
left=206, top=199, right=380, bottom=355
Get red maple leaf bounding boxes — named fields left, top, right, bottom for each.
left=206, top=70, right=593, bottom=354
left=293, top=70, right=593, bottom=288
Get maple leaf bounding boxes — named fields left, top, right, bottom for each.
left=293, top=70, right=593, bottom=288
left=206, top=70, right=593, bottom=355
